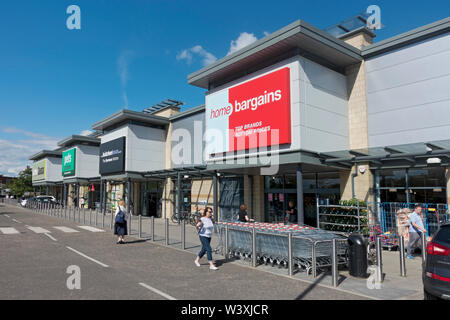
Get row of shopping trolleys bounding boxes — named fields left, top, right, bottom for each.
left=215, top=221, right=348, bottom=275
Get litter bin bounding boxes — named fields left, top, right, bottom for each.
left=347, top=233, right=368, bottom=278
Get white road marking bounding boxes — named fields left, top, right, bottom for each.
left=44, top=233, right=57, bottom=241
left=77, top=226, right=104, bottom=232
left=4, top=214, right=10, bottom=218
left=0, top=227, right=20, bottom=235
left=66, top=246, right=109, bottom=268
left=12, top=219, right=22, bottom=223
left=26, top=226, right=51, bottom=234
left=53, top=226, right=79, bottom=233
left=138, top=282, right=176, bottom=300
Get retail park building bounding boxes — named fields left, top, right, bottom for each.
left=30, top=17, right=450, bottom=226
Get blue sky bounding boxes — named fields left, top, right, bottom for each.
left=0, top=0, right=449, bottom=175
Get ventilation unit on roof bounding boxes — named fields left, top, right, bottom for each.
left=142, top=99, right=184, bottom=114
left=324, top=12, right=372, bottom=38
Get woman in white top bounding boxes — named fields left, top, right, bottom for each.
left=114, top=200, right=128, bottom=244
left=194, top=207, right=218, bottom=270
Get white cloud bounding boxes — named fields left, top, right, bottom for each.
left=117, top=50, right=134, bottom=108
left=227, top=32, right=258, bottom=55
left=0, top=128, right=60, bottom=176
left=177, top=45, right=217, bottom=67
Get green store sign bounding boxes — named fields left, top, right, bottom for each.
left=32, top=159, right=47, bottom=182
left=62, top=148, right=76, bottom=177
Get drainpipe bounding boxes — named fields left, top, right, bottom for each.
left=351, top=163, right=357, bottom=199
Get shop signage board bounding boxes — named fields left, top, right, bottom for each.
left=205, top=67, right=291, bottom=154
left=32, top=159, right=47, bottom=181
left=62, top=148, right=76, bottom=177
left=99, top=137, right=126, bottom=175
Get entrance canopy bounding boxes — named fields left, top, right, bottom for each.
left=320, top=140, right=450, bottom=169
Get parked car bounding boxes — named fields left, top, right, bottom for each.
left=423, top=222, right=450, bottom=300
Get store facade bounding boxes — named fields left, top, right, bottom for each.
left=30, top=150, right=63, bottom=200
left=58, top=135, right=101, bottom=208
left=29, top=17, right=450, bottom=227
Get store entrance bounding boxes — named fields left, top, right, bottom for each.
left=143, top=191, right=160, bottom=217
left=264, top=172, right=340, bottom=227
left=141, top=181, right=162, bottom=217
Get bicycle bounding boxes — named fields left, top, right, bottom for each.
left=189, top=210, right=201, bottom=226
left=171, top=210, right=189, bottom=224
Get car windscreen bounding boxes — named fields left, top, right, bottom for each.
left=434, top=226, right=450, bottom=246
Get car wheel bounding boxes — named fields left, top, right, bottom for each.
left=424, top=290, right=438, bottom=300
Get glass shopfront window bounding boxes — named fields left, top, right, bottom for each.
left=377, top=167, right=446, bottom=204
left=264, top=172, right=340, bottom=226
left=380, top=169, right=406, bottom=187
left=408, top=168, right=445, bottom=188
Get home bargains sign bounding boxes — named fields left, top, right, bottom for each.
left=62, top=148, right=76, bottom=177
left=205, top=67, right=291, bottom=154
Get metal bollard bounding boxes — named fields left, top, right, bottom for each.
left=138, top=215, right=142, bottom=239
left=128, top=214, right=132, bottom=235
left=376, top=236, right=383, bottom=283
left=252, top=227, right=257, bottom=267
left=95, top=209, right=98, bottom=227
left=165, top=218, right=169, bottom=245
left=312, top=242, right=317, bottom=278
left=224, top=224, right=229, bottom=260
left=89, top=209, right=92, bottom=225
left=331, top=239, right=338, bottom=287
left=181, top=217, right=185, bottom=249
left=421, top=232, right=427, bottom=263
left=102, top=211, right=105, bottom=229
left=151, top=216, right=155, bottom=241
left=288, top=232, right=293, bottom=276
left=399, top=236, right=407, bottom=277
left=110, top=209, right=114, bottom=230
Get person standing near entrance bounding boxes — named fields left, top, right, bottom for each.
left=406, top=205, right=427, bottom=259
left=194, top=207, right=218, bottom=270
left=237, top=204, right=254, bottom=222
left=285, top=201, right=297, bottom=224
left=114, top=200, right=128, bottom=244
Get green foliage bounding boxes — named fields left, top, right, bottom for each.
left=320, top=198, right=369, bottom=235
left=5, top=166, right=33, bottom=197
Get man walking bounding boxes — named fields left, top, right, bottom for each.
left=406, top=205, right=427, bottom=259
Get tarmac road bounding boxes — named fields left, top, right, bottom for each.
left=0, top=203, right=370, bottom=300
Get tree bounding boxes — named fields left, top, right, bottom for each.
left=6, top=166, right=33, bottom=197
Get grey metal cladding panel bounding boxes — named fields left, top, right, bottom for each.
left=367, top=74, right=450, bottom=115
left=366, top=33, right=450, bottom=74
left=368, top=99, right=450, bottom=136
left=366, top=49, right=450, bottom=94
left=171, top=112, right=205, bottom=168
left=369, top=124, right=450, bottom=148
left=299, top=126, right=349, bottom=152
left=301, top=103, right=348, bottom=137
left=302, top=60, right=348, bottom=99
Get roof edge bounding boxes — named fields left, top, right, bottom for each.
left=362, top=17, right=450, bottom=57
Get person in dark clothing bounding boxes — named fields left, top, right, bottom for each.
left=285, top=201, right=297, bottom=223
left=237, top=204, right=254, bottom=222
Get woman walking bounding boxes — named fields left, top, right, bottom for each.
left=194, top=207, right=218, bottom=270
left=114, top=200, right=128, bottom=244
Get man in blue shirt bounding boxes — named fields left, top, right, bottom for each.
left=406, top=205, right=427, bottom=259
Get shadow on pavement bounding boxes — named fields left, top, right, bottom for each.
left=295, top=273, right=327, bottom=300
